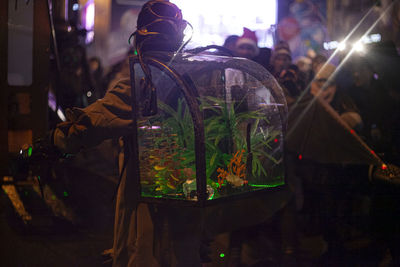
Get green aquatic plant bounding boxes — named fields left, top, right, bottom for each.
left=140, top=94, right=282, bottom=196
left=158, top=98, right=196, bottom=166
left=200, top=96, right=281, bottom=179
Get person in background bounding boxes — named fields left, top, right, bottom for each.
left=311, top=63, right=363, bottom=131
left=222, top=34, right=239, bottom=55
left=88, top=57, right=105, bottom=99
left=231, top=29, right=272, bottom=70
left=234, top=27, right=260, bottom=60
left=311, top=53, right=327, bottom=78
left=268, top=41, right=292, bottom=78
left=278, top=63, right=311, bottom=108
left=345, top=56, right=392, bottom=151
left=295, top=56, right=313, bottom=85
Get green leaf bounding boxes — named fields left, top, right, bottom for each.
left=210, top=152, right=217, bottom=167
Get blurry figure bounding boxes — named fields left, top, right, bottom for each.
left=102, top=49, right=135, bottom=93
left=223, top=34, right=239, bottom=55
left=311, top=63, right=362, bottom=131
left=311, top=53, right=327, bottom=78
left=269, top=41, right=292, bottom=78
left=311, top=63, right=337, bottom=104
left=235, top=27, right=260, bottom=60
left=295, top=56, right=313, bottom=84
left=346, top=56, right=392, bottom=151
left=53, top=20, right=93, bottom=109
left=252, top=47, right=272, bottom=70
left=279, top=64, right=304, bottom=106
left=233, top=29, right=271, bottom=69
left=88, top=57, right=104, bottom=99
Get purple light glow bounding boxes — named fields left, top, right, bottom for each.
left=171, top=0, right=277, bottom=48
left=84, top=2, right=95, bottom=30
left=82, top=0, right=95, bottom=44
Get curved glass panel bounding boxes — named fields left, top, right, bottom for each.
left=185, top=65, right=284, bottom=199
left=134, top=63, right=196, bottom=200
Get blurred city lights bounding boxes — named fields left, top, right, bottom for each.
left=171, top=0, right=277, bottom=48
left=323, top=33, right=381, bottom=51
left=353, top=41, right=365, bottom=53
left=338, top=41, right=346, bottom=51
left=84, top=2, right=95, bottom=30
left=72, top=3, right=79, bottom=11
left=83, top=1, right=95, bottom=44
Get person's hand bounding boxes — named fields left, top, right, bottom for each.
left=29, top=130, right=63, bottom=162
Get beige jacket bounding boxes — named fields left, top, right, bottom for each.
left=53, top=60, right=160, bottom=266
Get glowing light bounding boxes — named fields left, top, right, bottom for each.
left=57, top=109, right=66, bottom=122
left=67, top=26, right=72, bottom=32
left=85, top=2, right=95, bottom=30
left=274, top=138, right=278, bottom=143
left=338, top=41, right=346, bottom=51
left=370, top=33, right=381, bottom=42
left=19, top=149, right=23, bottom=155
left=139, top=125, right=161, bottom=130
left=362, top=33, right=381, bottom=44
left=72, top=3, right=79, bottom=11
left=3, top=176, right=13, bottom=182
left=350, top=129, right=355, bottom=134
left=249, top=181, right=285, bottom=188
left=323, top=34, right=381, bottom=51
left=381, top=164, right=387, bottom=170
left=28, top=146, right=32, bottom=157
left=86, top=31, right=94, bottom=44
left=63, top=191, right=69, bottom=197
left=370, top=150, right=375, bottom=154
left=87, top=91, right=92, bottom=97
left=353, top=41, right=364, bottom=53
left=219, top=253, right=225, bottom=258
left=298, top=154, right=302, bottom=160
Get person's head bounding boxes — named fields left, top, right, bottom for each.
left=350, top=57, right=374, bottom=87
left=235, top=28, right=259, bottom=59
left=295, top=56, right=312, bottom=74
left=134, top=0, right=186, bottom=52
left=223, top=35, right=239, bottom=53
left=311, top=63, right=337, bottom=103
left=89, top=57, right=101, bottom=72
left=312, top=54, right=327, bottom=74
left=270, top=41, right=292, bottom=75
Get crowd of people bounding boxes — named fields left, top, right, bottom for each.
left=220, top=27, right=400, bottom=165
left=92, top=25, right=400, bottom=165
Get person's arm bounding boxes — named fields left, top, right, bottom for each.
left=53, top=77, right=133, bottom=153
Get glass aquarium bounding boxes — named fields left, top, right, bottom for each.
left=129, top=51, right=287, bottom=205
